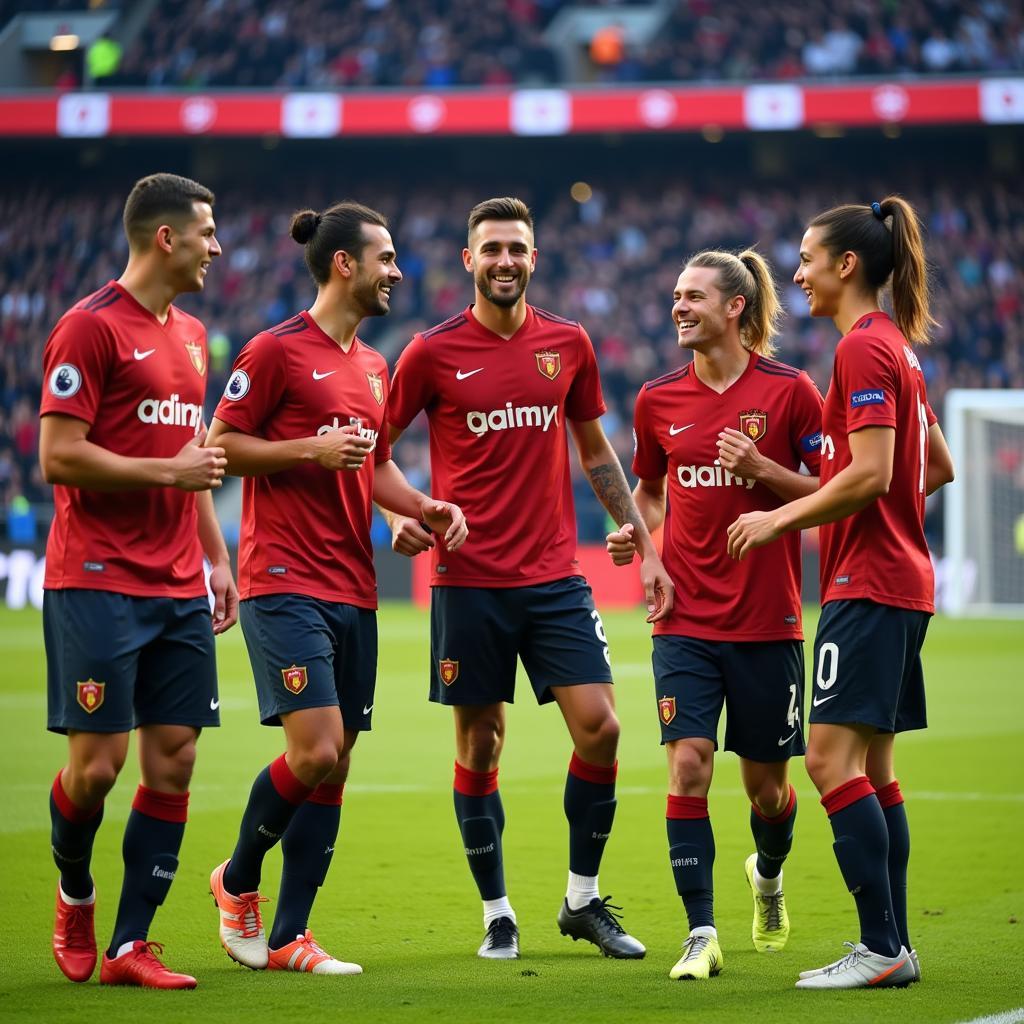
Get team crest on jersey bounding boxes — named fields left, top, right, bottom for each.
left=184, top=339, right=205, bottom=375
left=366, top=371, right=384, bottom=405
left=76, top=679, right=105, bottom=714
left=658, top=695, right=676, bottom=725
left=438, top=659, right=459, bottom=686
left=535, top=350, right=561, bottom=381
left=738, top=409, right=768, bottom=442
left=281, top=664, right=308, bottom=695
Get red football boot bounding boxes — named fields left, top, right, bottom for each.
left=100, top=941, right=197, bottom=989
left=53, top=886, right=97, bottom=982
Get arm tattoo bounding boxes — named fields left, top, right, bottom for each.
left=587, top=460, right=642, bottom=530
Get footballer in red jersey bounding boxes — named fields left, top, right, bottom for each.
left=38, top=173, right=236, bottom=989
left=607, top=249, right=822, bottom=979
left=206, top=202, right=466, bottom=976
left=728, top=198, right=955, bottom=990
left=386, top=197, right=672, bottom=962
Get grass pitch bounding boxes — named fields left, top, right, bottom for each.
left=0, top=603, right=1021, bottom=1024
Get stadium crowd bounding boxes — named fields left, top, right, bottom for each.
left=89, top=0, right=1024, bottom=89
left=2, top=171, right=1021, bottom=535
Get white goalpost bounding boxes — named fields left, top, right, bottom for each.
left=944, top=389, right=1024, bottom=617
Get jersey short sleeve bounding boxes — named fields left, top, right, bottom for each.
left=388, top=333, right=435, bottom=431
left=790, top=371, right=826, bottom=475
left=631, top=385, right=667, bottom=480
left=214, top=332, right=287, bottom=435
left=925, top=398, right=938, bottom=428
left=564, top=326, right=607, bottom=423
left=837, top=333, right=899, bottom=432
left=374, top=365, right=393, bottom=465
left=40, top=310, right=115, bottom=426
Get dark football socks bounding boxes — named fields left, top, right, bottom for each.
left=822, top=776, right=901, bottom=958
left=224, top=753, right=313, bottom=896
left=453, top=762, right=506, bottom=901
left=564, top=752, right=617, bottom=877
left=750, top=784, right=797, bottom=879
left=50, top=770, right=104, bottom=900
left=666, top=794, right=715, bottom=930
left=269, top=783, right=343, bottom=949
left=108, top=786, right=187, bottom=955
left=877, top=779, right=912, bottom=950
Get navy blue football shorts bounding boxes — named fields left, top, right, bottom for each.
left=240, top=594, right=377, bottom=729
left=652, top=635, right=806, bottom=762
left=429, top=577, right=613, bottom=706
left=45, top=588, right=218, bottom=735
left=809, top=598, right=929, bottom=733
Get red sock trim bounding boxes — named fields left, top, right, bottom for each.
left=569, top=752, right=617, bottom=786
left=821, top=775, right=875, bottom=817
left=666, top=794, right=709, bottom=820
left=51, top=771, right=102, bottom=824
left=753, top=784, right=797, bottom=824
left=132, top=785, right=189, bottom=824
left=453, top=761, right=498, bottom=797
left=875, top=780, right=904, bottom=810
left=308, top=782, right=344, bottom=806
left=269, top=754, right=314, bottom=806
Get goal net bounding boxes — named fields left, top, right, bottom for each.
left=944, top=389, right=1024, bottom=616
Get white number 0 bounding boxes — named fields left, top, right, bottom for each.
left=816, top=642, right=840, bottom=691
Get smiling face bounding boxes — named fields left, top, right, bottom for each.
left=350, top=224, right=402, bottom=317
left=463, top=219, right=536, bottom=309
left=166, top=201, right=221, bottom=293
left=794, top=225, right=846, bottom=320
left=671, top=264, right=743, bottom=351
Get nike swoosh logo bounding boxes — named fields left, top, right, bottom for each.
left=312, top=370, right=336, bottom=380
left=134, top=348, right=156, bottom=360
left=669, top=423, right=694, bottom=435
left=210, top=698, right=220, bottom=710
left=456, top=368, right=484, bottom=380
left=777, top=730, right=797, bottom=746
left=812, top=693, right=839, bottom=707
left=362, top=704, right=374, bottom=715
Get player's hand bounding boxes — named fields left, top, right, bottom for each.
left=390, top=515, right=435, bottom=557
left=717, top=427, right=766, bottom=481
left=170, top=432, right=227, bottom=490
left=640, top=553, right=675, bottom=623
left=606, top=522, right=638, bottom=566
left=208, top=561, right=239, bottom=635
left=419, top=499, right=468, bottom=552
left=727, top=510, right=782, bottom=560
left=315, top=424, right=375, bottom=471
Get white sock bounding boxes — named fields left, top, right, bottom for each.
left=59, top=885, right=95, bottom=907
left=690, top=925, right=718, bottom=940
left=566, top=872, right=600, bottom=910
left=483, top=897, right=515, bottom=927
left=753, top=865, right=783, bottom=895
left=115, top=941, right=138, bottom=958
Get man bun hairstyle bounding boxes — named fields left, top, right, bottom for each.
left=467, top=196, right=534, bottom=244
left=290, top=200, right=389, bottom=285
left=122, top=172, right=214, bottom=248
left=685, top=248, right=783, bottom=356
left=809, top=196, right=937, bottom=344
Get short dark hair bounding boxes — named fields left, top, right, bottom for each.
left=290, top=201, right=389, bottom=285
left=123, top=173, right=214, bottom=248
left=467, top=196, right=533, bottom=245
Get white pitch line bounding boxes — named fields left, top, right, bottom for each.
left=956, top=1008, right=1024, bottom=1024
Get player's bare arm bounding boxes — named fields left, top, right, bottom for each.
left=727, top=426, right=895, bottom=560
left=195, top=489, right=239, bottom=634
left=206, top=416, right=373, bottom=475
left=606, top=477, right=666, bottom=566
left=40, top=412, right=226, bottom=492
left=716, top=427, right=819, bottom=501
left=925, top=422, right=955, bottom=496
left=570, top=417, right=674, bottom=621
left=373, top=459, right=468, bottom=552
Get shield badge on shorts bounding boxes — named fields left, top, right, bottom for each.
left=281, top=664, right=308, bottom=695
left=76, top=679, right=105, bottom=714
left=658, top=695, right=677, bottom=725
left=738, top=409, right=767, bottom=442
left=184, top=339, right=206, bottom=375
left=535, top=350, right=561, bottom=381
left=367, top=371, right=384, bottom=405
left=438, top=659, right=459, bottom=686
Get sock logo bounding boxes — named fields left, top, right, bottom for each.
left=465, top=842, right=496, bottom=856
left=671, top=856, right=699, bottom=867
left=591, top=831, right=611, bottom=840
left=257, top=824, right=282, bottom=840
left=151, top=865, right=176, bottom=880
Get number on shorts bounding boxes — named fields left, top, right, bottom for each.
left=786, top=683, right=799, bottom=728
left=590, top=609, right=611, bottom=666
left=816, top=641, right=840, bottom=691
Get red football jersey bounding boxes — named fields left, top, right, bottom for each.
left=633, top=354, right=824, bottom=641
left=40, top=281, right=209, bottom=598
left=818, top=311, right=937, bottom=613
left=388, top=304, right=606, bottom=587
left=213, top=311, right=391, bottom=608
